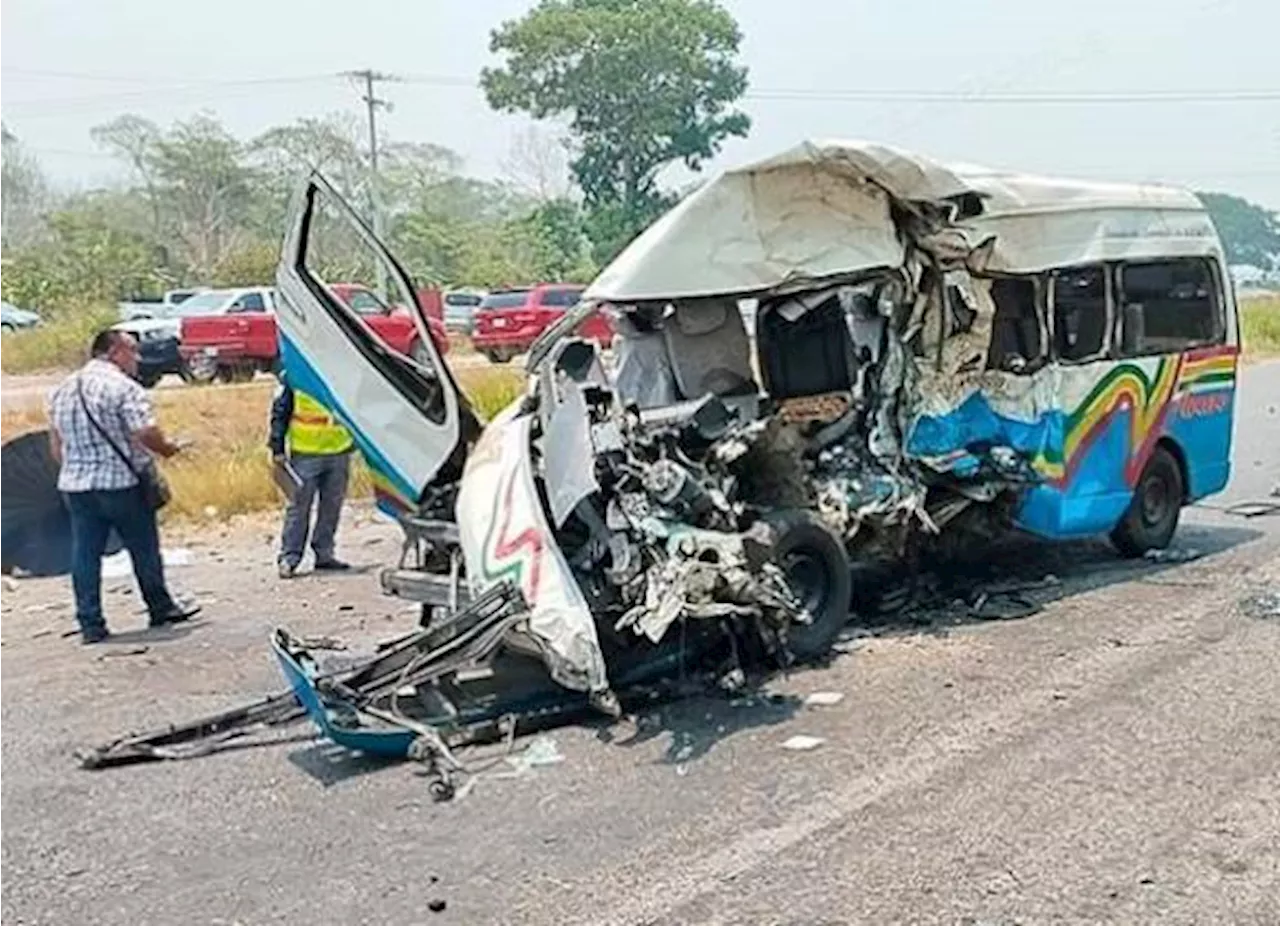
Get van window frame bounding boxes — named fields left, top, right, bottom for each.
left=983, top=272, right=1049, bottom=376
left=1111, top=256, right=1227, bottom=360
left=1047, top=262, right=1113, bottom=366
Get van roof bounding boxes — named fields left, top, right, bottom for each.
left=584, top=139, right=1222, bottom=303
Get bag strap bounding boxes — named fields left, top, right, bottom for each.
left=76, top=375, right=143, bottom=479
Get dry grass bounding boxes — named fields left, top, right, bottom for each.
left=0, top=307, right=119, bottom=374
left=0, top=367, right=525, bottom=524
left=1241, top=293, right=1280, bottom=358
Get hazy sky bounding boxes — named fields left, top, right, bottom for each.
left=3, top=0, right=1279, bottom=206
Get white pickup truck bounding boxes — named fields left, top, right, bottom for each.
left=117, top=288, right=210, bottom=322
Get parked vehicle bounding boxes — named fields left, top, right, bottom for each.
left=329, top=283, right=449, bottom=368
left=117, top=287, right=210, bottom=322
left=135, top=335, right=189, bottom=388
left=1, top=301, right=41, bottom=332
left=115, top=287, right=273, bottom=349
left=180, top=282, right=448, bottom=383
left=442, top=289, right=486, bottom=334
left=470, top=284, right=612, bottom=363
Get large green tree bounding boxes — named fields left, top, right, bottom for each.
left=1198, top=192, right=1280, bottom=268
left=481, top=0, right=751, bottom=262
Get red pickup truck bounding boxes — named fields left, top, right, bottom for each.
left=471, top=283, right=613, bottom=363
left=180, top=284, right=447, bottom=382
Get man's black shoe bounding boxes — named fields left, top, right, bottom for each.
left=313, top=558, right=351, bottom=572
left=81, top=628, right=111, bottom=645
left=149, top=602, right=202, bottom=627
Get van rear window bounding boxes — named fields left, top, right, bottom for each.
left=1117, top=259, right=1222, bottom=356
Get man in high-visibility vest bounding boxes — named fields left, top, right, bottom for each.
left=268, top=373, right=354, bottom=578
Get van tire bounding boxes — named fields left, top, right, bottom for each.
left=1111, top=445, right=1183, bottom=558
left=764, top=509, right=852, bottom=661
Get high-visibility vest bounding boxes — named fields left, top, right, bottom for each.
left=287, top=389, right=353, bottom=455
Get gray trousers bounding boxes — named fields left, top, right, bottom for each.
left=278, top=451, right=350, bottom=566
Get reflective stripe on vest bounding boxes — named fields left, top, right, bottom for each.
left=287, top=390, right=354, bottom=455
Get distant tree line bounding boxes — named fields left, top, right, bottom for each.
left=2, top=0, right=1276, bottom=321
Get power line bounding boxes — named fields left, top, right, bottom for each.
left=1, top=74, right=341, bottom=115
left=6, top=64, right=1279, bottom=109
left=340, top=69, right=400, bottom=297
left=744, top=89, right=1280, bottom=103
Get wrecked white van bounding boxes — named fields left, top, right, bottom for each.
left=83, top=141, right=1239, bottom=790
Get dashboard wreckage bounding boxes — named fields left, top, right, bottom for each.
left=81, top=140, right=1238, bottom=798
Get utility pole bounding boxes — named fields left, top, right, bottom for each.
left=341, top=69, right=398, bottom=299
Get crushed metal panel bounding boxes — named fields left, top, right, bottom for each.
left=586, top=155, right=905, bottom=304
left=545, top=381, right=600, bottom=527
left=455, top=411, right=610, bottom=695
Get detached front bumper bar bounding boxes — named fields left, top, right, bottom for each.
left=78, top=582, right=528, bottom=773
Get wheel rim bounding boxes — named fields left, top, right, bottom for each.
left=783, top=549, right=833, bottom=616
left=1140, top=471, right=1171, bottom=528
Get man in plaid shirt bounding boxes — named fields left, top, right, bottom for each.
left=47, top=329, right=201, bottom=643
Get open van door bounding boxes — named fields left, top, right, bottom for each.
left=275, top=173, right=479, bottom=514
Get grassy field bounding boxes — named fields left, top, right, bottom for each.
left=1241, top=293, right=1280, bottom=356
left=0, top=307, right=120, bottom=374
left=0, top=367, right=524, bottom=523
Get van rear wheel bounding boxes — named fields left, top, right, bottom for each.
left=1111, top=445, right=1183, bottom=558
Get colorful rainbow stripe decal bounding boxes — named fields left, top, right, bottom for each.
left=479, top=464, right=545, bottom=601
left=370, top=468, right=415, bottom=515
left=1033, top=345, right=1238, bottom=489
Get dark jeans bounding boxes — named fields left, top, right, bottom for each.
left=278, top=452, right=351, bottom=567
left=65, top=487, right=175, bottom=635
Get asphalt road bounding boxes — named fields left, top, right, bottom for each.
left=2, top=362, right=1277, bottom=926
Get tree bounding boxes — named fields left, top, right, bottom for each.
left=500, top=125, right=575, bottom=202
left=1198, top=192, right=1280, bottom=268
left=1, top=126, right=51, bottom=250
left=93, top=113, right=256, bottom=279
left=481, top=0, right=751, bottom=261
left=247, top=114, right=370, bottom=236
left=90, top=115, right=165, bottom=242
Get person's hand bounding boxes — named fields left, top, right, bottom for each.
left=272, top=451, right=286, bottom=465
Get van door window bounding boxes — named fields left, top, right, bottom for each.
left=986, top=277, right=1044, bottom=373
left=1116, top=258, right=1222, bottom=357
left=1051, top=266, right=1109, bottom=362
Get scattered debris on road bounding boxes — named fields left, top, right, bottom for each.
left=1143, top=547, right=1203, bottom=564
left=506, top=735, right=565, bottom=773
left=97, top=646, right=150, bottom=659
left=802, top=691, right=845, bottom=708
left=781, top=734, right=826, bottom=751
left=101, top=547, right=193, bottom=579
left=1239, top=589, right=1280, bottom=620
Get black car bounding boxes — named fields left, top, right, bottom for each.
left=136, top=334, right=190, bottom=388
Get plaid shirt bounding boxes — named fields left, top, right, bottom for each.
left=48, top=359, right=157, bottom=492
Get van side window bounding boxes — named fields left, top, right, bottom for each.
left=986, top=277, right=1044, bottom=373
left=1052, top=266, right=1108, bottom=362
left=1117, top=259, right=1222, bottom=356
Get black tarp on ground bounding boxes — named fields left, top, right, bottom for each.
left=1, top=429, right=121, bottom=576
